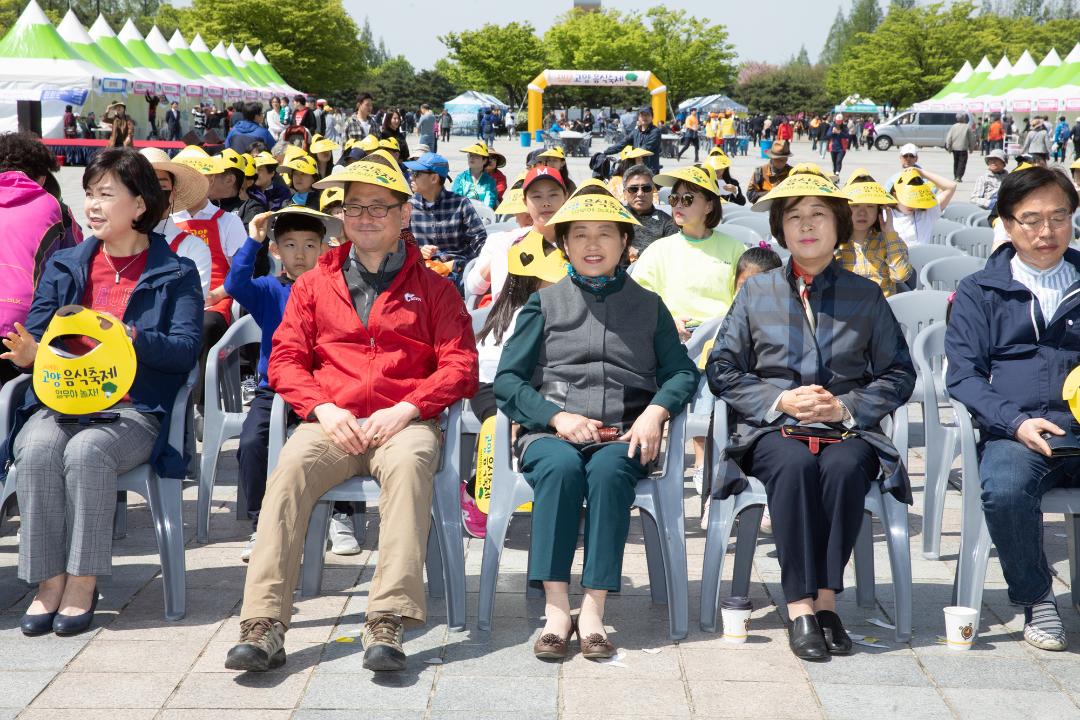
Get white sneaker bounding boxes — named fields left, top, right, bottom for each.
left=329, top=513, right=362, bottom=555
left=692, top=466, right=705, bottom=495
left=759, top=507, right=773, bottom=536
left=240, top=532, right=256, bottom=563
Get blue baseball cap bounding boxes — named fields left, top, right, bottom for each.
left=403, top=152, right=450, bottom=179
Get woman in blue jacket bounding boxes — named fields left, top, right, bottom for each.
left=1, top=148, right=202, bottom=637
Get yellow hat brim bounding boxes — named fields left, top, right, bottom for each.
left=378, top=137, right=400, bottom=152
left=569, top=178, right=615, bottom=198
left=310, top=139, right=341, bottom=155
left=547, top=193, right=641, bottom=227
left=312, top=159, right=412, bottom=195
left=268, top=205, right=342, bottom=243
left=254, top=152, right=279, bottom=168
left=495, top=188, right=527, bottom=215
left=506, top=231, right=567, bottom=284
left=752, top=172, right=843, bottom=212
left=619, top=146, right=653, bottom=161
left=280, top=156, right=318, bottom=176
left=320, top=187, right=344, bottom=212
left=894, top=184, right=937, bottom=209
left=461, top=142, right=491, bottom=157
left=844, top=182, right=897, bottom=206
left=174, top=155, right=225, bottom=175
left=705, top=152, right=731, bottom=171
left=654, top=165, right=720, bottom=196
left=538, top=147, right=566, bottom=160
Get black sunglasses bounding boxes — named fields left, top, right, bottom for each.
left=668, top=193, right=697, bottom=208
left=625, top=184, right=654, bottom=194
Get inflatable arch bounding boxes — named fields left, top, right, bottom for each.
left=527, top=69, right=667, bottom=133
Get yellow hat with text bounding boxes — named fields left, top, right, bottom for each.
left=752, top=163, right=842, bottom=212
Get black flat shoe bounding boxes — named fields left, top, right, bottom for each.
left=816, top=610, right=853, bottom=655
left=20, top=610, right=57, bottom=637
left=53, top=591, right=98, bottom=637
left=789, top=614, right=829, bottom=661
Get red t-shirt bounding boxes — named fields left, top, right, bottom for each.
left=66, top=245, right=148, bottom=357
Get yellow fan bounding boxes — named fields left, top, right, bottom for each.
left=1063, top=366, right=1080, bottom=423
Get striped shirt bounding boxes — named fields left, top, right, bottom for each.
left=1010, top=255, right=1080, bottom=323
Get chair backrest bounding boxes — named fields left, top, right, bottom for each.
left=886, top=289, right=952, bottom=347
left=470, top=199, right=497, bottom=226
left=724, top=214, right=772, bottom=239
left=907, top=244, right=963, bottom=282
left=949, top=227, right=995, bottom=259
left=715, top=223, right=763, bottom=248
left=486, top=220, right=519, bottom=234
left=470, top=306, right=492, bottom=336
left=657, top=186, right=671, bottom=206
left=720, top=207, right=753, bottom=222
left=919, top=255, right=986, bottom=292
left=461, top=258, right=480, bottom=309
left=205, top=314, right=262, bottom=414
left=930, top=218, right=965, bottom=246
left=967, top=209, right=990, bottom=227
left=912, top=322, right=948, bottom=416
left=942, top=202, right=980, bottom=223
left=684, top=316, right=723, bottom=365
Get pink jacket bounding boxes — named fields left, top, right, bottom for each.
left=0, top=171, right=83, bottom=337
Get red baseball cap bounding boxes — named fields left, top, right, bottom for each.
left=523, top=165, right=566, bottom=192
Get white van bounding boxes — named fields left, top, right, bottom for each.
left=873, top=110, right=974, bottom=151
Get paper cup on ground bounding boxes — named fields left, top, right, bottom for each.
left=943, top=606, right=978, bottom=650
left=721, top=596, right=753, bottom=643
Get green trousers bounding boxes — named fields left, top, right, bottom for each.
left=520, top=437, right=646, bottom=591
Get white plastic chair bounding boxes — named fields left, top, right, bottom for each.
left=716, top=223, right=763, bottom=248
left=951, top=399, right=1080, bottom=630
left=942, top=201, right=981, bottom=224
left=907, top=245, right=963, bottom=287
left=470, top=199, right=497, bottom=226
left=724, top=213, right=772, bottom=240
left=699, top=399, right=913, bottom=641
left=931, top=218, right=965, bottom=246
left=197, top=315, right=261, bottom=543
left=919, top=255, right=985, bottom=292
left=1, top=367, right=198, bottom=620
left=949, top=227, right=995, bottom=259
left=967, top=209, right=991, bottom=227
left=478, top=409, right=690, bottom=640
left=265, top=394, right=467, bottom=630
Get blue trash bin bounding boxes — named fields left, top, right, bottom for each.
left=534, top=129, right=544, bottom=143
left=520, top=131, right=531, bottom=148
left=760, top=139, right=773, bottom=160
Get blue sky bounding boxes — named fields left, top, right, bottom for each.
left=344, top=0, right=842, bottom=70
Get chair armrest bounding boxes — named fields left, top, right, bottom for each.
left=205, top=315, right=258, bottom=414
left=165, top=364, right=199, bottom=456
left=0, top=374, right=31, bottom=441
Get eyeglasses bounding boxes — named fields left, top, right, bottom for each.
left=668, top=193, right=697, bottom=208
left=625, top=184, right=654, bottom=195
left=341, top=202, right=403, bottom=218
left=1012, top=212, right=1072, bottom=233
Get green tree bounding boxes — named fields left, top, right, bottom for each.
left=639, top=7, right=737, bottom=105
left=733, top=62, right=831, bottom=115
left=820, top=7, right=850, bottom=66
left=439, top=22, right=545, bottom=107
left=166, top=0, right=367, bottom=97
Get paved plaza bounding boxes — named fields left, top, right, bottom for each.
left=2, top=137, right=1079, bottom=719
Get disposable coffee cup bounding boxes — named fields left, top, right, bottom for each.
left=943, top=606, right=978, bottom=650
left=720, top=596, right=753, bottom=643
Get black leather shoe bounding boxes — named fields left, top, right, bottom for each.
left=789, top=614, right=829, bottom=661
left=20, top=610, right=57, bottom=637
left=816, top=610, right=853, bottom=655
left=53, top=591, right=98, bottom=637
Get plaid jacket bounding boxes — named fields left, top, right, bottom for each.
left=408, top=189, right=488, bottom=263
left=706, top=260, right=916, bottom=503
left=834, top=231, right=913, bottom=297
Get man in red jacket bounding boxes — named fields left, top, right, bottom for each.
left=226, top=158, right=478, bottom=674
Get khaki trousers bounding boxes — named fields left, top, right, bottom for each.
left=240, top=420, right=441, bottom=627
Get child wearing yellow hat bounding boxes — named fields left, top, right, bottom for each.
left=251, top=151, right=290, bottom=211
left=451, top=142, right=498, bottom=209
left=891, top=166, right=957, bottom=246
left=279, top=152, right=321, bottom=210
left=309, top=134, right=340, bottom=178
left=836, top=169, right=911, bottom=297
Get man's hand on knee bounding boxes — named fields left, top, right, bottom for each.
left=361, top=402, right=420, bottom=449
left=314, top=403, right=369, bottom=455
left=1016, top=417, right=1065, bottom=458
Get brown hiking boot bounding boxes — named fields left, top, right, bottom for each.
left=362, top=613, right=406, bottom=671
left=225, top=617, right=287, bottom=672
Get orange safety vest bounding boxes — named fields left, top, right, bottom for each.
left=174, top=208, right=232, bottom=320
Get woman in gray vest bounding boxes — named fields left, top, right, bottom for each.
left=706, top=166, right=915, bottom=662
left=495, top=193, right=698, bottom=661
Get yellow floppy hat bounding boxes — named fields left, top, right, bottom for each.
left=547, top=192, right=641, bottom=227
left=282, top=144, right=308, bottom=163
left=618, top=145, right=653, bottom=161
left=312, top=158, right=413, bottom=195
left=253, top=151, right=279, bottom=168
left=240, top=153, right=257, bottom=177
left=655, top=164, right=721, bottom=196
left=357, top=134, right=382, bottom=152
left=752, top=163, right=843, bottom=212
left=320, top=186, right=344, bottom=212
left=538, top=146, right=566, bottom=161
left=495, top=187, right=527, bottom=215
left=569, top=177, right=616, bottom=198
left=267, top=205, right=343, bottom=244
left=173, top=145, right=224, bottom=175
left=461, top=141, right=491, bottom=157
left=892, top=168, right=938, bottom=210
left=842, top=169, right=896, bottom=206
left=507, top=230, right=568, bottom=284
left=219, top=148, right=248, bottom=176
left=378, top=136, right=400, bottom=152
left=309, top=134, right=341, bottom=155
left=705, top=147, right=732, bottom=171
left=279, top=152, right=318, bottom=177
